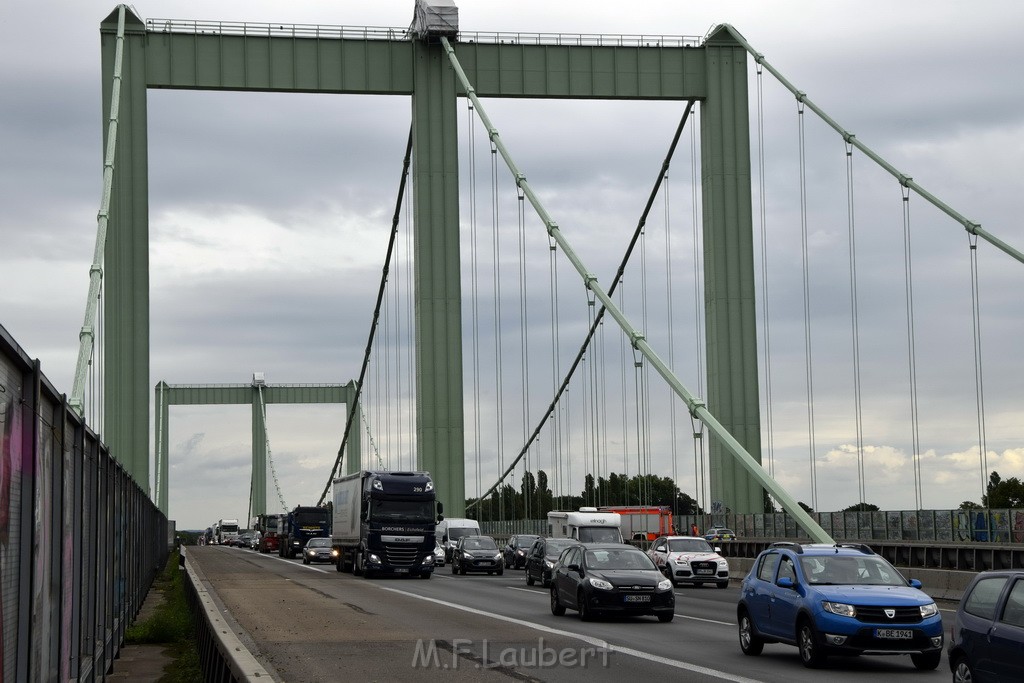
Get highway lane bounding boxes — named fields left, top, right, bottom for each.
left=189, top=546, right=953, bottom=682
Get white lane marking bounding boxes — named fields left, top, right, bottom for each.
left=375, top=583, right=763, bottom=683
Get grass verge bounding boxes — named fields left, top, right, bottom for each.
left=124, top=549, right=202, bottom=683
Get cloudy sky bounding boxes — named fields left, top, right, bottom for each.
left=2, top=1, right=1023, bottom=530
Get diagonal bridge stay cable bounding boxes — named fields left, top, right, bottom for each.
left=467, top=99, right=695, bottom=511
left=317, top=127, right=413, bottom=506
left=441, top=37, right=833, bottom=544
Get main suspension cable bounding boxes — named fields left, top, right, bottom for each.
left=317, top=128, right=414, bottom=504
left=467, top=100, right=696, bottom=510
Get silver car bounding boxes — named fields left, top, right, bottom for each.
left=434, top=542, right=446, bottom=566
left=302, top=537, right=335, bottom=565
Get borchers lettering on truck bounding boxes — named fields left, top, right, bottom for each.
left=331, top=470, right=444, bottom=579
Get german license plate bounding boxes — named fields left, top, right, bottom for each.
left=696, top=568, right=714, bottom=575
left=875, top=629, right=912, bottom=639
left=624, top=595, right=651, bottom=603
left=394, top=568, right=409, bottom=573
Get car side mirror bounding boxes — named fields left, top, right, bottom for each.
left=777, top=576, right=795, bottom=590
left=567, top=563, right=580, bottom=572
left=908, top=578, right=922, bottom=589
left=715, top=546, right=722, bottom=553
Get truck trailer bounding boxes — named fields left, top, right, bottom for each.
left=547, top=507, right=623, bottom=543
left=278, top=506, right=330, bottom=559
left=599, top=505, right=673, bottom=541
left=332, top=470, right=441, bottom=579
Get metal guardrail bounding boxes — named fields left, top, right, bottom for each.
left=144, top=17, right=701, bottom=48
left=0, top=321, right=168, bottom=682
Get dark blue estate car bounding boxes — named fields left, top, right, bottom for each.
left=948, top=570, right=1024, bottom=682
left=737, top=542, right=943, bottom=669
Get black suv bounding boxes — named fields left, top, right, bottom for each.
left=503, top=534, right=540, bottom=569
left=524, top=537, right=580, bottom=588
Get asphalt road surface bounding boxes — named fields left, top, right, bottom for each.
left=187, top=545, right=956, bottom=682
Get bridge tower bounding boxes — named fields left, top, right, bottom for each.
left=99, top=4, right=762, bottom=516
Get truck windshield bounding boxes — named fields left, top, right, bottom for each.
left=294, top=512, right=329, bottom=526
left=370, top=499, right=434, bottom=523
left=222, top=523, right=239, bottom=533
left=578, top=527, right=620, bottom=543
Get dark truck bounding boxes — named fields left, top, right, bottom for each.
left=278, top=505, right=331, bottom=559
left=331, top=470, right=442, bottom=579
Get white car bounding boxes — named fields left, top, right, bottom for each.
left=646, top=536, right=730, bottom=588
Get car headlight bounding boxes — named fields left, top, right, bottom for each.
left=822, top=601, right=857, bottom=618
left=516, top=550, right=526, bottom=556
left=588, top=577, right=614, bottom=590
left=673, top=557, right=689, bottom=565
left=717, top=560, right=729, bottom=568
left=657, top=579, right=673, bottom=591
left=331, top=549, right=339, bottom=556
left=423, top=555, right=434, bottom=565
left=920, top=602, right=938, bottom=618
left=494, top=553, right=503, bottom=561
left=544, top=560, right=554, bottom=569
left=463, top=552, right=474, bottom=560
left=367, top=553, right=381, bottom=564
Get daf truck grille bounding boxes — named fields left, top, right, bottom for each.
left=384, top=544, right=419, bottom=567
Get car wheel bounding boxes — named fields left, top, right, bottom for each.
left=451, top=561, right=458, bottom=575
left=526, top=571, right=535, bottom=586
left=951, top=655, right=974, bottom=683
left=303, top=556, right=309, bottom=565
left=497, top=569, right=504, bottom=576
left=578, top=590, right=594, bottom=622
left=716, top=581, right=729, bottom=589
left=420, top=572, right=432, bottom=580
left=738, top=610, right=764, bottom=656
left=335, top=558, right=344, bottom=573
left=797, top=620, right=826, bottom=668
left=658, top=611, right=674, bottom=623
left=550, top=586, right=566, bottom=616
left=910, top=650, right=941, bottom=671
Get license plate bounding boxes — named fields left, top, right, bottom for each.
left=624, top=595, right=651, bottom=603
left=875, top=629, right=913, bottom=639
left=696, top=569, right=714, bottom=575
left=394, top=568, right=409, bottom=573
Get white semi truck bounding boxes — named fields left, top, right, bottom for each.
left=546, top=507, right=623, bottom=543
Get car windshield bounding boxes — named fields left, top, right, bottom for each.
left=463, top=537, right=497, bottom=550
left=800, top=555, right=906, bottom=586
left=668, top=538, right=715, bottom=553
left=516, top=536, right=539, bottom=548
left=307, top=538, right=330, bottom=548
left=370, top=499, right=435, bottom=523
left=585, top=549, right=656, bottom=571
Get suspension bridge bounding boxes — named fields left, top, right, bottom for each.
left=71, top=4, right=1022, bottom=532
left=1, top=3, right=1023, bottom=677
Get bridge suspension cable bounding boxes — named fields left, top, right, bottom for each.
left=845, top=139, right=867, bottom=510
left=317, top=128, right=414, bottom=505
left=717, top=23, right=1024, bottom=266
left=255, top=383, right=289, bottom=514
left=70, top=5, right=127, bottom=416
left=465, top=93, right=695, bottom=511
left=901, top=185, right=924, bottom=510
left=967, top=233, right=991, bottom=502
left=797, top=100, right=819, bottom=511
left=440, top=36, right=833, bottom=543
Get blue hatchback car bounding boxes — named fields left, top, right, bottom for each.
left=948, top=569, right=1024, bottom=682
left=737, top=542, right=943, bottom=669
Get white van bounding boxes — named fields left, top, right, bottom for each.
left=547, top=507, right=623, bottom=543
left=436, top=518, right=481, bottom=562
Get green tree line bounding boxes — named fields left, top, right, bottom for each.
left=465, top=470, right=704, bottom=522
